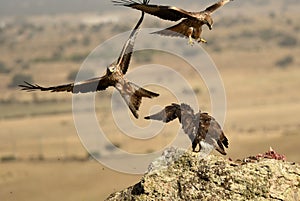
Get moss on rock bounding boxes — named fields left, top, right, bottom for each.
left=106, top=147, right=300, bottom=201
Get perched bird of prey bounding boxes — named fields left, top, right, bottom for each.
left=145, top=103, right=228, bottom=155
left=19, top=2, right=158, bottom=119
left=113, top=0, right=233, bottom=45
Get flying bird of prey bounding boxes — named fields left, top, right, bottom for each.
left=113, top=0, right=233, bottom=45
left=145, top=103, right=228, bottom=155
left=19, top=2, right=158, bottom=119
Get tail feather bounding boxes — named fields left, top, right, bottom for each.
left=215, top=132, right=228, bottom=155
left=134, top=86, right=159, bottom=99
left=216, top=140, right=227, bottom=155
left=151, top=21, right=190, bottom=39
left=222, top=134, right=229, bottom=148
left=122, top=82, right=159, bottom=119
left=152, top=28, right=185, bottom=38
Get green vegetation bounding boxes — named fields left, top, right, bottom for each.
left=275, top=55, right=294, bottom=68
left=0, top=61, right=10, bottom=73
left=68, top=53, right=87, bottom=62
left=278, top=35, right=298, bottom=47
left=67, top=69, right=94, bottom=81
left=0, top=101, right=71, bottom=119
left=1, top=155, right=17, bottom=162
left=9, top=73, right=33, bottom=88
left=134, top=50, right=155, bottom=63
left=82, top=35, right=91, bottom=46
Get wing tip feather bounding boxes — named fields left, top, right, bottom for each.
left=112, top=0, right=149, bottom=6
left=18, top=81, right=43, bottom=91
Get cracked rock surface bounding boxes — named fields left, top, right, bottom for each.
left=105, top=147, right=300, bottom=201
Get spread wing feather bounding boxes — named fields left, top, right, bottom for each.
left=19, top=76, right=112, bottom=94
left=144, top=103, right=181, bottom=123
left=116, top=4, right=147, bottom=75
left=204, top=0, right=233, bottom=14
left=113, top=0, right=195, bottom=21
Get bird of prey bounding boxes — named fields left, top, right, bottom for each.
left=144, top=103, right=228, bottom=155
left=113, top=0, right=233, bottom=45
left=19, top=2, right=158, bottom=119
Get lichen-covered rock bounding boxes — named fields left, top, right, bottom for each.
left=105, top=147, right=300, bottom=201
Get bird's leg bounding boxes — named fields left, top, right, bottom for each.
left=188, top=35, right=194, bottom=46
left=187, top=27, right=194, bottom=46
left=192, top=138, right=201, bottom=152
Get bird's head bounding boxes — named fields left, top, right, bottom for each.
left=108, top=65, right=116, bottom=73
left=204, top=15, right=213, bottom=30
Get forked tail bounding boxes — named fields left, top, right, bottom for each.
left=120, top=82, right=159, bottom=119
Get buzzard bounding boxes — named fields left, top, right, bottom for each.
left=19, top=3, right=158, bottom=119
left=113, top=0, right=233, bottom=45
left=144, top=103, right=228, bottom=155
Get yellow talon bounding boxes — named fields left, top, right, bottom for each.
left=199, top=38, right=207, bottom=43
left=188, top=35, right=194, bottom=46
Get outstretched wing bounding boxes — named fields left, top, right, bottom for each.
left=179, top=103, right=197, bottom=141
left=144, top=103, right=181, bottom=123
left=113, top=0, right=195, bottom=21
left=116, top=3, right=147, bottom=75
left=204, top=0, right=233, bottom=14
left=19, top=75, right=113, bottom=94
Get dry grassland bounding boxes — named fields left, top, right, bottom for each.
left=0, top=1, right=300, bottom=200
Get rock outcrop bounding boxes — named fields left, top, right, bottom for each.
left=106, top=147, right=300, bottom=201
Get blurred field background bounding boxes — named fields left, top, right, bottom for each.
left=0, top=0, right=300, bottom=200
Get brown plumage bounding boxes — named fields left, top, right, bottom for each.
left=113, top=0, right=233, bottom=45
left=19, top=2, right=159, bottom=119
left=144, top=103, right=228, bottom=155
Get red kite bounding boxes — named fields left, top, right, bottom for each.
left=20, top=2, right=158, bottom=119
left=114, top=0, right=233, bottom=45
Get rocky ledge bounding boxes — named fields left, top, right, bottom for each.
left=106, top=147, right=300, bottom=201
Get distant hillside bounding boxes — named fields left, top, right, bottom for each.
left=0, top=0, right=112, bottom=16
left=0, top=0, right=299, bottom=17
